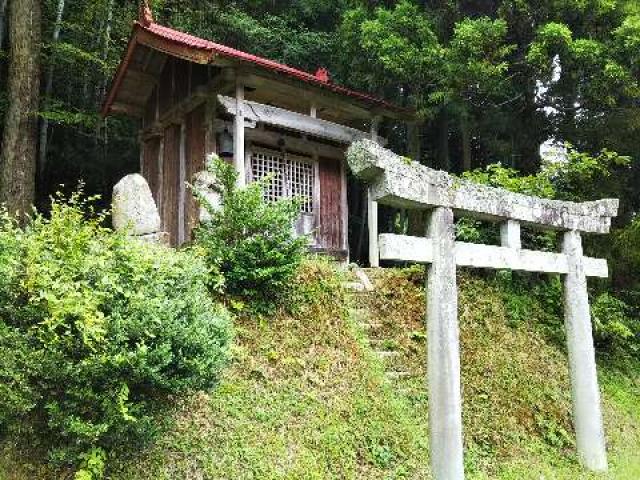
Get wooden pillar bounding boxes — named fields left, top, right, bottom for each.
left=234, top=78, right=246, bottom=187
left=427, top=207, right=464, bottom=480
left=562, top=230, right=608, bottom=471
left=178, top=121, right=186, bottom=245
left=369, top=116, right=382, bottom=267
left=204, top=96, right=217, bottom=162
left=341, top=155, right=349, bottom=261
left=157, top=139, right=164, bottom=225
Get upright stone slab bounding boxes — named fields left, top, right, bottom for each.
left=427, top=207, right=464, bottom=480
left=192, top=170, right=221, bottom=223
left=562, top=231, right=608, bottom=471
left=112, top=174, right=161, bottom=235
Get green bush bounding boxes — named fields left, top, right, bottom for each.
left=592, top=292, right=639, bottom=354
left=0, top=193, right=232, bottom=477
left=193, top=155, right=308, bottom=312
left=459, top=147, right=630, bottom=250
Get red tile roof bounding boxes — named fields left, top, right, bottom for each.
left=103, top=20, right=410, bottom=117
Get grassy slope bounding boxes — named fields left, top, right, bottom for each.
left=1, top=262, right=639, bottom=479
left=364, top=267, right=640, bottom=479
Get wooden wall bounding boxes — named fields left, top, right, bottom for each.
left=140, top=57, right=349, bottom=254
left=162, top=124, right=181, bottom=246
left=185, top=104, right=207, bottom=240
left=141, top=136, right=161, bottom=207
left=318, top=157, right=344, bottom=253
left=141, top=58, right=210, bottom=247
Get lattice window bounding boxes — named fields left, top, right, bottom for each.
left=251, top=150, right=284, bottom=203
left=286, top=155, right=314, bottom=214
left=250, top=149, right=315, bottom=214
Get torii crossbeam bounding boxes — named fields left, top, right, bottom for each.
left=347, top=140, right=619, bottom=480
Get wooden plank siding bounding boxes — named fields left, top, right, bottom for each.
left=318, top=157, right=344, bottom=253
left=141, top=57, right=352, bottom=254
left=158, top=58, right=188, bottom=117
left=158, top=58, right=173, bottom=116
left=141, top=57, right=213, bottom=246
left=162, top=124, right=181, bottom=246
left=143, top=87, right=157, bottom=128
left=142, top=136, right=161, bottom=206
left=185, top=104, right=207, bottom=241
left=174, top=59, right=190, bottom=105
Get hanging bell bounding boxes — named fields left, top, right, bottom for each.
left=218, top=127, right=234, bottom=158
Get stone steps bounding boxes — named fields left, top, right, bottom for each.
left=375, top=350, right=401, bottom=360
left=358, top=322, right=384, bottom=331
left=346, top=276, right=413, bottom=385
left=385, top=370, right=411, bottom=380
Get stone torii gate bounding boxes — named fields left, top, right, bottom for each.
left=346, top=140, right=619, bottom=480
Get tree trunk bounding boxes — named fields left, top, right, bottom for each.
left=0, top=0, right=8, bottom=84
left=461, top=115, right=471, bottom=171
left=437, top=109, right=450, bottom=171
left=98, top=0, right=114, bottom=103
left=0, top=0, right=42, bottom=217
left=38, top=0, right=65, bottom=186
left=0, top=0, right=7, bottom=51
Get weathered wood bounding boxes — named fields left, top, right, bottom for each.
left=340, top=156, right=349, bottom=254
left=178, top=122, right=187, bottom=245
left=242, top=71, right=415, bottom=123
left=127, top=68, right=158, bottom=85
left=347, top=140, right=619, bottom=234
left=142, top=137, right=161, bottom=206
left=110, top=101, right=145, bottom=117
left=162, top=124, right=181, bottom=246
left=185, top=104, right=206, bottom=241
left=378, top=234, right=609, bottom=278
left=137, top=27, right=213, bottom=65
left=218, top=94, right=369, bottom=144
left=245, top=127, right=346, bottom=159
left=318, top=157, right=344, bottom=252
left=234, top=80, right=246, bottom=187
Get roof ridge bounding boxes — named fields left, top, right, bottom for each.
left=103, top=18, right=415, bottom=117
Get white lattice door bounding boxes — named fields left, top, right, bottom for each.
left=249, top=148, right=317, bottom=242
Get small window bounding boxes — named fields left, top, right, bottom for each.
left=250, top=149, right=315, bottom=215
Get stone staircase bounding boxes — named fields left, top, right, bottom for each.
left=343, top=268, right=411, bottom=384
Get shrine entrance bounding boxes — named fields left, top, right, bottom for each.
left=347, top=140, right=618, bottom=480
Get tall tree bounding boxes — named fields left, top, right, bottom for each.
left=0, top=0, right=41, bottom=216
left=0, top=0, right=7, bottom=51
left=38, top=0, right=65, bottom=185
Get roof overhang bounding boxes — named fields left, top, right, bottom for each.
left=102, top=21, right=416, bottom=122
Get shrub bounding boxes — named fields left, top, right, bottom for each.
left=193, top=155, right=308, bottom=312
left=459, top=146, right=629, bottom=250
left=612, top=215, right=640, bottom=292
left=287, top=256, right=347, bottom=318
left=592, top=292, right=639, bottom=354
left=0, top=193, right=232, bottom=478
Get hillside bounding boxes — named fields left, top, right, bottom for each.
left=1, top=261, right=639, bottom=479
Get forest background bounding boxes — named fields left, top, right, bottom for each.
left=1, top=0, right=640, bottom=318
